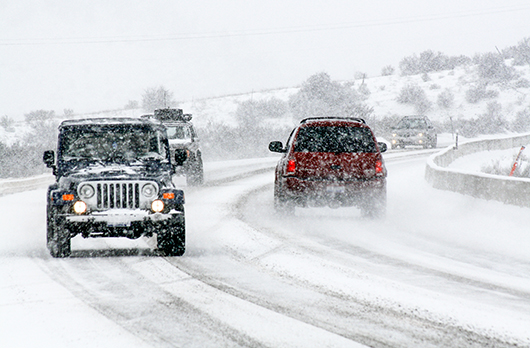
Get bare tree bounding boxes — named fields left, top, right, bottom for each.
left=142, top=86, right=176, bottom=112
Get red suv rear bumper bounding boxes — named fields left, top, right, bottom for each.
left=279, top=176, right=386, bottom=207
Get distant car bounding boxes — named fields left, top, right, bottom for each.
left=390, top=115, right=437, bottom=149
left=149, top=109, right=204, bottom=186
left=269, top=117, right=387, bottom=217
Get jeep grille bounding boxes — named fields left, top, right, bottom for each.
left=77, top=180, right=159, bottom=210
left=96, top=182, right=140, bottom=209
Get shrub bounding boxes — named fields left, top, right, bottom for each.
left=511, top=107, right=530, bottom=132
left=475, top=101, right=507, bottom=134
left=511, top=37, right=530, bottom=66
left=399, top=50, right=468, bottom=76
left=515, top=78, right=530, bottom=88
left=396, top=84, right=432, bottom=113
left=0, top=115, right=14, bottom=131
left=381, top=65, right=395, bottom=76
left=288, top=72, right=373, bottom=123
left=465, top=84, right=499, bottom=103
left=235, top=98, right=289, bottom=128
left=0, top=140, right=52, bottom=178
left=196, top=121, right=292, bottom=161
left=358, top=83, right=371, bottom=98
left=63, top=109, right=74, bottom=118
left=437, top=89, right=454, bottom=109
left=24, top=110, right=55, bottom=122
left=474, top=52, right=517, bottom=82
left=124, top=100, right=139, bottom=109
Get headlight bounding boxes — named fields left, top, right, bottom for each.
left=142, top=183, right=157, bottom=198
left=73, top=201, right=87, bottom=214
left=392, top=133, right=397, bottom=137
left=79, top=184, right=95, bottom=199
left=151, top=200, right=164, bottom=213
left=418, top=133, right=424, bottom=137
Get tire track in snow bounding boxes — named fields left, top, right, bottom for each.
left=168, top=154, right=529, bottom=347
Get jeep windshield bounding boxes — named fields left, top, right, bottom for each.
left=166, top=125, right=192, bottom=141
left=59, top=124, right=168, bottom=163
left=294, top=126, right=377, bottom=153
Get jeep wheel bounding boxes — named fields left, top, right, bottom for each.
left=157, top=216, right=186, bottom=256
left=47, top=206, right=71, bottom=258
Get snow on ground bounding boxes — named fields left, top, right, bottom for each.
left=2, top=152, right=530, bottom=347
left=0, top=191, right=154, bottom=348
left=449, top=143, right=530, bottom=176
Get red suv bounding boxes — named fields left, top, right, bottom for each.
left=269, top=117, right=387, bottom=216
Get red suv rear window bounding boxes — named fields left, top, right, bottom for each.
left=293, top=126, right=377, bottom=153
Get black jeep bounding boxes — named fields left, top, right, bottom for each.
left=43, top=117, right=187, bottom=257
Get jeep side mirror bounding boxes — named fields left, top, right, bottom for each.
left=43, top=150, right=55, bottom=167
left=378, top=142, right=387, bottom=153
left=43, top=150, right=57, bottom=176
left=174, top=149, right=188, bottom=166
left=269, top=141, right=286, bottom=153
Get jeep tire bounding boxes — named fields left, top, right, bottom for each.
left=186, top=154, right=204, bottom=186
left=47, top=206, right=71, bottom=258
left=157, top=217, right=186, bottom=256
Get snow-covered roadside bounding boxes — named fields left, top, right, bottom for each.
left=0, top=190, right=154, bottom=348
left=449, top=144, right=530, bottom=176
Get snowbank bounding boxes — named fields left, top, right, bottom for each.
left=0, top=174, right=54, bottom=196
left=425, top=133, right=530, bottom=207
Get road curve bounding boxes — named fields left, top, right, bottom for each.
left=1, top=152, right=529, bottom=347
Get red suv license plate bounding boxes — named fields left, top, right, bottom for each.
left=326, top=185, right=345, bottom=193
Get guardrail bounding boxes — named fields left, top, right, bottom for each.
left=0, top=174, right=55, bottom=196
left=425, top=133, right=530, bottom=207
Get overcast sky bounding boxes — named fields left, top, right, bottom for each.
left=1, top=0, right=529, bottom=119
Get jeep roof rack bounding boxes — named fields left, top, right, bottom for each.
left=300, top=116, right=366, bottom=124
left=153, top=108, right=192, bottom=122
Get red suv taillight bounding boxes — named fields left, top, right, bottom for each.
left=375, top=160, right=384, bottom=175
left=286, top=159, right=296, bottom=175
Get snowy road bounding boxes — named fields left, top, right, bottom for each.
left=1, top=152, right=530, bottom=347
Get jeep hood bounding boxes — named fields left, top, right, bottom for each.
left=59, top=161, right=171, bottom=181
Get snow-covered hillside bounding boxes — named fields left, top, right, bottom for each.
left=175, top=61, right=530, bottom=129
left=2, top=60, right=529, bottom=146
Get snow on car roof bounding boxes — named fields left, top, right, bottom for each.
left=59, top=117, right=163, bottom=128
left=300, top=117, right=366, bottom=124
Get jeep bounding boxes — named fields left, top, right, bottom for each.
left=149, top=108, right=204, bottom=186
left=269, top=117, right=387, bottom=217
left=43, top=117, right=187, bottom=257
